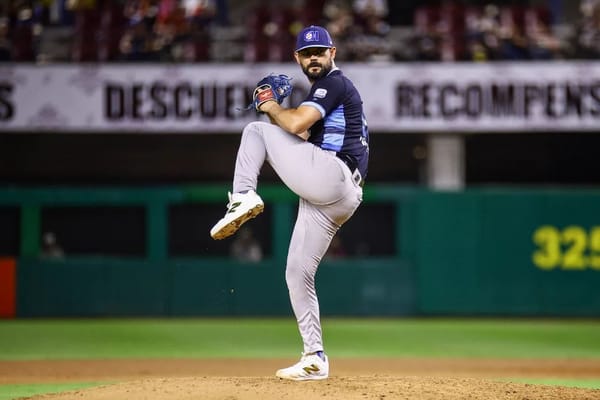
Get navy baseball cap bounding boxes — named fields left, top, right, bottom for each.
left=295, top=25, right=334, bottom=52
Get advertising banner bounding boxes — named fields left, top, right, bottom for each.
left=1, top=62, right=599, bottom=133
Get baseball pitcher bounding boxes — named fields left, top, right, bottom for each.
left=210, top=25, right=370, bottom=381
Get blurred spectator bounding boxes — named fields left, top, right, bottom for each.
left=181, top=15, right=211, bottom=61
left=323, top=0, right=355, bottom=60
left=349, top=0, right=391, bottom=61
left=119, top=0, right=160, bottom=61
left=463, top=6, right=487, bottom=61
left=412, top=5, right=442, bottom=61
left=496, top=5, right=563, bottom=60
left=0, top=0, right=592, bottom=63
left=47, top=0, right=75, bottom=26
left=181, top=0, right=216, bottom=61
left=154, top=0, right=190, bottom=61
left=8, top=0, right=38, bottom=61
left=41, top=231, right=65, bottom=259
left=0, top=17, right=11, bottom=61
left=353, top=0, right=386, bottom=19
left=526, top=9, right=563, bottom=60
left=476, top=4, right=503, bottom=60
left=353, top=0, right=388, bottom=36
left=230, top=227, right=263, bottom=263
left=573, top=0, right=600, bottom=59
left=412, top=2, right=563, bottom=62
left=244, top=1, right=307, bottom=63
left=119, top=15, right=160, bottom=60
left=496, top=6, right=530, bottom=60
left=323, top=1, right=352, bottom=37
left=322, top=0, right=391, bottom=61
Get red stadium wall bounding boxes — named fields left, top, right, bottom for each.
left=0, top=258, right=16, bottom=318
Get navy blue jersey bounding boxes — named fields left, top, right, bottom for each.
left=301, top=68, right=370, bottom=179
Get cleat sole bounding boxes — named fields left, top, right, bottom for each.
left=211, top=204, right=264, bottom=240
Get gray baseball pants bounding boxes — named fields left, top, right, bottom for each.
left=233, top=121, right=363, bottom=353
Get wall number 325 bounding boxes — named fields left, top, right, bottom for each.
left=532, top=225, right=600, bottom=270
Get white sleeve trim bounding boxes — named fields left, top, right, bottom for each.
left=300, top=101, right=326, bottom=118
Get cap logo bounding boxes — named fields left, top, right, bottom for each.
left=304, top=30, right=320, bottom=43
left=295, top=26, right=333, bottom=51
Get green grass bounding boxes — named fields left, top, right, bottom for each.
left=0, top=382, right=104, bottom=400
left=1, top=318, right=599, bottom=399
left=0, top=318, right=599, bottom=360
left=326, top=318, right=600, bottom=358
left=502, top=378, right=600, bottom=389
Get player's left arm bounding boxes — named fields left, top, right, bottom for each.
left=260, top=102, right=321, bottom=139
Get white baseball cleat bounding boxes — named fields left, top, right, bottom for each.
left=275, top=352, right=329, bottom=381
left=210, top=190, right=264, bottom=240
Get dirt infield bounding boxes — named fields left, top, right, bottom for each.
left=3, top=358, right=600, bottom=399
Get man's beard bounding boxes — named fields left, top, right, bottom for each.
left=302, top=61, right=332, bottom=81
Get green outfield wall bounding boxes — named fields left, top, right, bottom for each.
left=415, top=189, right=600, bottom=316
left=1, top=185, right=599, bottom=317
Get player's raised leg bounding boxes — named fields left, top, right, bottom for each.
left=210, top=121, right=305, bottom=240
left=210, top=122, right=269, bottom=240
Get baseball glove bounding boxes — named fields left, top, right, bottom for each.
left=248, top=73, right=293, bottom=112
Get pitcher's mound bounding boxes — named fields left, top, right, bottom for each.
left=25, top=375, right=600, bottom=400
